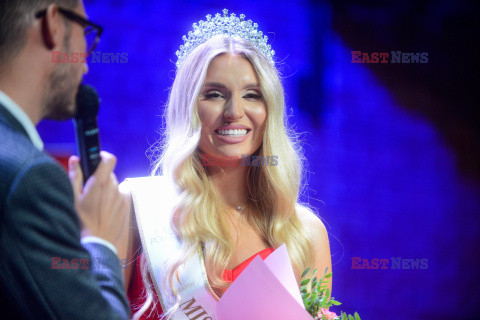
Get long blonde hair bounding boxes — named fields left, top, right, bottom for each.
left=134, top=34, right=315, bottom=320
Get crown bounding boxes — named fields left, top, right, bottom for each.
left=175, top=9, right=275, bottom=68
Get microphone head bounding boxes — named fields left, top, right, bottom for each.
left=75, top=84, right=100, bottom=119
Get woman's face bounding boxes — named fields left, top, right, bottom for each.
left=197, top=53, right=267, bottom=161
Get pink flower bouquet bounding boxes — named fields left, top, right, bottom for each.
left=215, top=244, right=361, bottom=320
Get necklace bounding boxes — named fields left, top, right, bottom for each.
left=236, top=204, right=248, bottom=213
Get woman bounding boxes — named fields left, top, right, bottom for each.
left=120, top=10, right=331, bottom=320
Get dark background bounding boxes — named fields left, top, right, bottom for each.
left=38, top=0, right=480, bottom=318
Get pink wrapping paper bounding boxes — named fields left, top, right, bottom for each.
left=216, top=244, right=314, bottom=320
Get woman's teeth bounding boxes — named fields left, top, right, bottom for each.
left=217, top=129, right=248, bottom=136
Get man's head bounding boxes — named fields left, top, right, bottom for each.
left=0, top=0, right=89, bottom=121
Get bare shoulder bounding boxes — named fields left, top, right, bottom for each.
left=118, top=179, right=138, bottom=234
left=118, top=179, right=140, bottom=291
left=296, top=204, right=332, bottom=283
left=118, top=180, right=135, bottom=225
left=296, top=204, right=329, bottom=243
left=118, top=180, right=132, bottom=198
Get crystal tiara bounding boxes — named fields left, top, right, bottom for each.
left=175, top=9, right=275, bottom=68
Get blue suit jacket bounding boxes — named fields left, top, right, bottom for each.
left=0, top=103, right=130, bottom=319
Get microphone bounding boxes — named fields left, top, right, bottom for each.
left=73, top=84, right=101, bottom=183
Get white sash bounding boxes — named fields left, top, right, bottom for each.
left=126, top=176, right=218, bottom=320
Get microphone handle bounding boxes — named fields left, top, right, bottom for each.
left=73, top=117, right=101, bottom=182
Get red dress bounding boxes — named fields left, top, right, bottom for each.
left=127, top=247, right=275, bottom=319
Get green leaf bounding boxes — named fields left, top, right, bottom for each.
left=300, top=279, right=310, bottom=286
left=301, top=267, right=311, bottom=278
left=325, top=288, right=331, bottom=299
left=299, top=265, right=363, bottom=319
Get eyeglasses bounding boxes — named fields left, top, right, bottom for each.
left=35, top=7, right=104, bottom=55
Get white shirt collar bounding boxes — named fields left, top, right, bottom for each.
left=0, top=90, right=44, bottom=151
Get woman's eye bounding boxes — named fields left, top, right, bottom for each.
left=244, top=92, right=263, bottom=100
left=203, top=91, right=224, bottom=99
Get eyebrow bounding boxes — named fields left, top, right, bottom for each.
left=203, top=82, right=260, bottom=89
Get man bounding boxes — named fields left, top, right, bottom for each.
left=0, top=0, right=130, bottom=319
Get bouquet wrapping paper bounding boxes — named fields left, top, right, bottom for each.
left=216, top=244, right=313, bottom=320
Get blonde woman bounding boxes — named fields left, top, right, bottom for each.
left=120, top=10, right=331, bottom=320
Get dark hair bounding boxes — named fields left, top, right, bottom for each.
left=0, top=0, right=78, bottom=64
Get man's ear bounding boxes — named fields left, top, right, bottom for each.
left=40, top=4, right=63, bottom=51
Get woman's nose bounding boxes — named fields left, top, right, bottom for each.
left=223, top=95, right=245, bottom=120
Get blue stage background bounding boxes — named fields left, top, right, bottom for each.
left=37, top=0, right=480, bottom=319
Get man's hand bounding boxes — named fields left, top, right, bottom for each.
left=68, top=151, right=130, bottom=253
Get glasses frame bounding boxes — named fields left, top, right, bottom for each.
left=35, top=7, right=104, bottom=55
